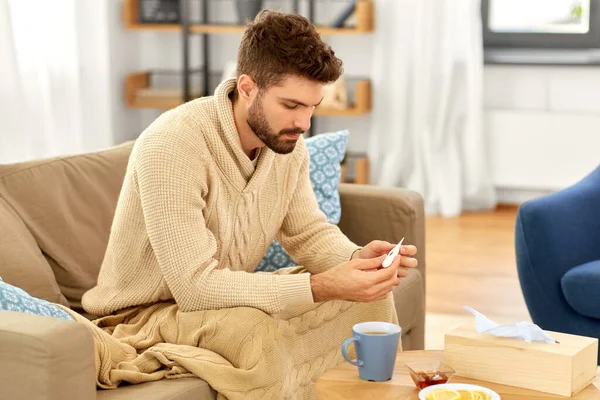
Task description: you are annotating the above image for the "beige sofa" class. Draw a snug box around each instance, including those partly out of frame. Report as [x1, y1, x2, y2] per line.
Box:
[0, 141, 426, 400]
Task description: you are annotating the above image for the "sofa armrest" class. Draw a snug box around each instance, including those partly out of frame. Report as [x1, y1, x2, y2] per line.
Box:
[0, 311, 96, 400]
[338, 183, 426, 287]
[338, 183, 426, 350]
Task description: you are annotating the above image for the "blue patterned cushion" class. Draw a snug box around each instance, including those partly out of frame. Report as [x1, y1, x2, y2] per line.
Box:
[256, 130, 349, 272]
[0, 277, 73, 321]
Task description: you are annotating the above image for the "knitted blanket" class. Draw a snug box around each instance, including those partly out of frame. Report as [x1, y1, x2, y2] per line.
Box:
[62, 294, 397, 399]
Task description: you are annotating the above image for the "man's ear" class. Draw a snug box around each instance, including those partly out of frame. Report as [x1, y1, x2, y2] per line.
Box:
[237, 74, 256, 101]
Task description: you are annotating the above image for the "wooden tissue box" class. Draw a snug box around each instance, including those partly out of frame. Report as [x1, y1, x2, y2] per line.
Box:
[443, 324, 598, 397]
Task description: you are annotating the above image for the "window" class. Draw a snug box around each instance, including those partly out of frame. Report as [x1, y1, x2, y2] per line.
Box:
[482, 0, 600, 49]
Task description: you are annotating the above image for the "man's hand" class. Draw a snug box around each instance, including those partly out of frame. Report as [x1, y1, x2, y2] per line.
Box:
[310, 254, 405, 303]
[353, 240, 418, 277]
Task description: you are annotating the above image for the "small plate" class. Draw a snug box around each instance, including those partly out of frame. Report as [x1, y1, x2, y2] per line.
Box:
[418, 383, 501, 400]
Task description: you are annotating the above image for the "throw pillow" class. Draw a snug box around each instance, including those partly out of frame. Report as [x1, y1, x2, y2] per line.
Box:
[0, 277, 74, 321]
[255, 130, 349, 272]
[561, 259, 600, 320]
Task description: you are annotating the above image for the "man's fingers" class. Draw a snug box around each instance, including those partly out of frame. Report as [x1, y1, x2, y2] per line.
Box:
[370, 240, 395, 253]
[368, 256, 400, 283]
[400, 245, 417, 256]
[369, 266, 396, 285]
[400, 256, 418, 269]
[397, 267, 409, 278]
[371, 274, 401, 299]
[354, 255, 386, 270]
[362, 257, 401, 301]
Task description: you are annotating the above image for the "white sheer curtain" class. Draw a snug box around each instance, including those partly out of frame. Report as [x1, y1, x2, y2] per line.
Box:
[0, 0, 114, 164]
[368, 0, 497, 217]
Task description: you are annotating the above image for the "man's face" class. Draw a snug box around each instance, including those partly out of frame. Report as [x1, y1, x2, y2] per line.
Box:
[246, 75, 324, 154]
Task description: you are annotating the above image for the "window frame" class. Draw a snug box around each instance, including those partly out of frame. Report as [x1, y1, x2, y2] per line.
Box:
[482, 0, 600, 49]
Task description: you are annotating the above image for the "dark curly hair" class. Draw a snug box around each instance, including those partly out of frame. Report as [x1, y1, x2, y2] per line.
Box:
[236, 10, 344, 90]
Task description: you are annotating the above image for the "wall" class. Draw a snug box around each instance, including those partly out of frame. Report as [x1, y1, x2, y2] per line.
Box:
[75, 1, 141, 148]
[106, 1, 143, 144]
[484, 65, 600, 203]
[74, 1, 141, 149]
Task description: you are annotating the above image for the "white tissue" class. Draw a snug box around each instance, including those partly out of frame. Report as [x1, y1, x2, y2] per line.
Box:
[464, 306, 557, 344]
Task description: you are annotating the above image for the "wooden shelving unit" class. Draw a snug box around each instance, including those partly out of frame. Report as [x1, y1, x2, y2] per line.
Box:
[123, 0, 374, 34]
[341, 156, 369, 185]
[125, 71, 371, 116]
[316, 80, 371, 116]
[123, 0, 374, 183]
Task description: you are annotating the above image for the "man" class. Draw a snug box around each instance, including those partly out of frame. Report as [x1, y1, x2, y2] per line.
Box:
[79, 10, 417, 399]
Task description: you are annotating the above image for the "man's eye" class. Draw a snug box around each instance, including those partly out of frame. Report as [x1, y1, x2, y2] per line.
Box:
[284, 104, 298, 110]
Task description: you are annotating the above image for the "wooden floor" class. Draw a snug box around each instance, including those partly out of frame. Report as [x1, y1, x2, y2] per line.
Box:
[424, 206, 531, 349]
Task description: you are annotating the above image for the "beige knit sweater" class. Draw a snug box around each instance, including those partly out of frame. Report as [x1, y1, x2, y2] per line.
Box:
[82, 78, 359, 317]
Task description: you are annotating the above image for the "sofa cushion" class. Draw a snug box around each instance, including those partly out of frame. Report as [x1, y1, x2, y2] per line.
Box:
[561, 259, 600, 320]
[255, 130, 348, 272]
[0, 277, 73, 320]
[96, 378, 216, 400]
[0, 141, 134, 311]
[0, 197, 68, 306]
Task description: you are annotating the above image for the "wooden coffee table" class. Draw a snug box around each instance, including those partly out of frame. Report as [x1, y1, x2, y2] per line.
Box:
[316, 350, 600, 399]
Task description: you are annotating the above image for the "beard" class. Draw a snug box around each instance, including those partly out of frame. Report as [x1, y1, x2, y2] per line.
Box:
[246, 96, 304, 155]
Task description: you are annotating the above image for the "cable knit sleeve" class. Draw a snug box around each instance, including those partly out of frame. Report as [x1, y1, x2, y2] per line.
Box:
[133, 130, 313, 314]
[276, 144, 360, 275]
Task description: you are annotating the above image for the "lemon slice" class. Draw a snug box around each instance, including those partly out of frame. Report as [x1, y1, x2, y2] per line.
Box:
[429, 389, 461, 400]
[457, 390, 474, 400]
[474, 391, 490, 400]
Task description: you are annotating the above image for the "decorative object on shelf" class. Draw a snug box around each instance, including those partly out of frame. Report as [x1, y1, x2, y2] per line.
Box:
[291, 0, 300, 13]
[139, 0, 180, 24]
[235, 0, 264, 24]
[331, 0, 357, 28]
[320, 76, 349, 110]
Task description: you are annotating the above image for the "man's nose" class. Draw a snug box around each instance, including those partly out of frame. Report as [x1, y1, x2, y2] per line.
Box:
[295, 111, 312, 132]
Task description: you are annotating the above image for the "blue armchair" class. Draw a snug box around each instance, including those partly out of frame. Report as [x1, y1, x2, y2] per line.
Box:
[516, 165, 600, 362]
